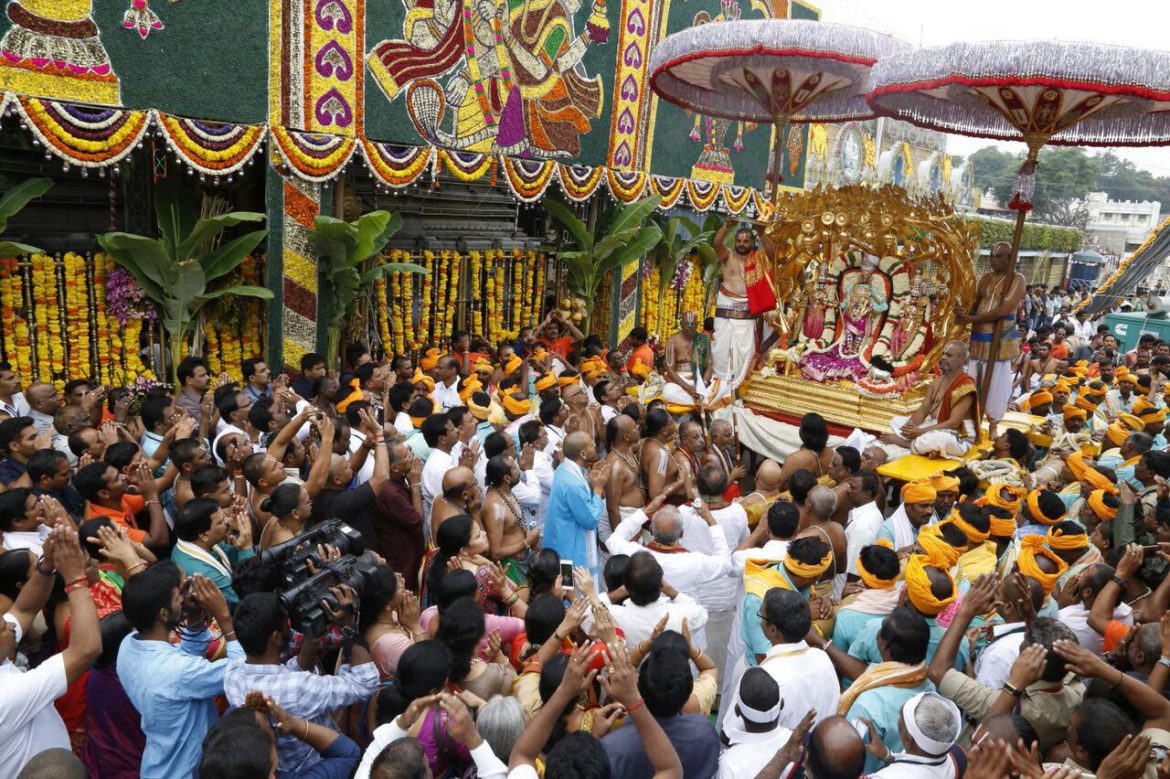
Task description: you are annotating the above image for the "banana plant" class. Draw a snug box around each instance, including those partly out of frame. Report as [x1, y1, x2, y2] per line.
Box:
[544, 195, 663, 335]
[648, 214, 717, 332]
[696, 213, 729, 314]
[309, 210, 428, 369]
[97, 183, 271, 382]
[0, 177, 53, 257]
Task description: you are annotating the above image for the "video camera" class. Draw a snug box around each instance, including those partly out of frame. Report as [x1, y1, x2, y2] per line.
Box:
[278, 552, 383, 637]
[260, 519, 364, 589]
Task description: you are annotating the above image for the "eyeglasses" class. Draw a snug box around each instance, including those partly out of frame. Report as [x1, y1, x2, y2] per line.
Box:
[757, 610, 771, 626]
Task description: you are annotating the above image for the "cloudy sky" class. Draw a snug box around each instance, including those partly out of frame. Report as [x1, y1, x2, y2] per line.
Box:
[817, 0, 1170, 176]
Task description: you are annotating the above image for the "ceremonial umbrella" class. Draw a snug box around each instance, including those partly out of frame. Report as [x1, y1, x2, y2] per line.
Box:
[649, 19, 908, 204]
[868, 39, 1170, 412]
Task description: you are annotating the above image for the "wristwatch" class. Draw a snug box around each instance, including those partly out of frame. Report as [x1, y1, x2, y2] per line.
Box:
[1002, 682, 1025, 698]
[1159, 656, 1170, 669]
[1112, 575, 1130, 587]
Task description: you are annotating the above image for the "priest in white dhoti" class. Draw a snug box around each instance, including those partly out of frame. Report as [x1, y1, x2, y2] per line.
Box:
[882, 342, 978, 459]
[712, 217, 774, 388]
[661, 311, 730, 410]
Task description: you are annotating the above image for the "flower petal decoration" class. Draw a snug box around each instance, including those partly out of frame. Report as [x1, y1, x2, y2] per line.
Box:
[270, 125, 356, 182]
[155, 112, 266, 176]
[18, 97, 149, 168]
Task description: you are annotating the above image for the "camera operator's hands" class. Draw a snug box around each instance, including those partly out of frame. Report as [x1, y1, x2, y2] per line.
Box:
[304, 544, 341, 575]
[322, 583, 358, 628]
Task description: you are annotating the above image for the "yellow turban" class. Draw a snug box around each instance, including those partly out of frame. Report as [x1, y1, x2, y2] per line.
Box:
[857, 541, 897, 590]
[917, 524, 963, 568]
[1025, 490, 1066, 526]
[420, 348, 441, 371]
[409, 414, 427, 428]
[930, 473, 960, 493]
[473, 358, 494, 375]
[411, 369, 435, 394]
[949, 509, 990, 544]
[629, 361, 651, 379]
[1139, 405, 1168, 423]
[335, 379, 362, 414]
[579, 356, 605, 374]
[1017, 535, 1068, 595]
[1116, 368, 1135, 384]
[1029, 390, 1053, 408]
[903, 553, 957, 616]
[1063, 406, 1087, 423]
[1046, 524, 1089, 552]
[585, 367, 607, 381]
[979, 483, 1026, 514]
[1074, 394, 1099, 413]
[1087, 489, 1118, 521]
[459, 377, 482, 404]
[783, 548, 833, 580]
[901, 479, 938, 505]
[557, 373, 580, 388]
[1066, 451, 1117, 495]
[502, 354, 523, 376]
[530, 345, 547, 360]
[988, 514, 1016, 538]
[1053, 380, 1073, 397]
[534, 372, 558, 392]
[1106, 413, 1145, 447]
[468, 394, 491, 421]
[501, 389, 530, 416]
[487, 402, 507, 426]
[1133, 396, 1156, 415]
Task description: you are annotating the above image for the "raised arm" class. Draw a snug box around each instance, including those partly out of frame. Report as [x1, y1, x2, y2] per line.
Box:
[929, 574, 996, 685]
[1090, 545, 1139, 635]
[303, 416, 335, 499]
[130, 461, 170, 551]
[714, 216, 733, 263]
[46, 527, 101, 682]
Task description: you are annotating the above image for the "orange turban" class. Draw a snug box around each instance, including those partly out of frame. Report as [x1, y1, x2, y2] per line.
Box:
[502, 354, 523, 376]
[1029, 390, 1053, 408]
[1046, 524, 1089, 552]
[1133, 396, 1156, 415]
[1074, 394, 1099, 413]
[1106, 413, 1145, 447]
[411, 369, 435, 394]
[1139, 405, 1167, 424]
[473, 358, 494, 375]
[1063, 406, 1087, 423]
[1025, 489, 1066, 526]
[903, 553, 957, 616]
[1066, 452, 1117, 495]
[335, 379, 363, 413]
[857, 541, 897, 590]
[930, 473, 960, 493]
[917, 524, 963, 568]
[585, 367, 608, 381]
[579, 357, 604, 374]
[534, 372, 558, 392]
[1116, 368, 1135, 384]
[557, 376, 579, 388]
[979, 483, 1026, 514]
[467, 394, 491, 421]
[783, 547, 833, 580]
[530, 345, 547, 360]
[1017, 535, 1068, 595]
[988, 513, 1017, 538]
[901, 479, 938, 505]
[459, 377, 482, 404]
[501, 388, 530, 416]
[420, 348, 441, 371]
[1053, 380, 1073, 398]
[948, 509, 990, 544]
[1087, 489, 1118, 521]
[629, 361, 651, 379]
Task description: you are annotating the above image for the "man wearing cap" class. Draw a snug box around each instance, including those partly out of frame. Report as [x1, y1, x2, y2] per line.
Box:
[882, 342, 977, 458]
[876, 480, 937, 552]
[867, 692, 964, 777]
[716, 668, 793, 779]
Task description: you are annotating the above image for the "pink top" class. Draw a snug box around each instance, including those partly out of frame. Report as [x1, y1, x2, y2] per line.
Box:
[371, 631, 415, 681]
[420, 606, 524, 658]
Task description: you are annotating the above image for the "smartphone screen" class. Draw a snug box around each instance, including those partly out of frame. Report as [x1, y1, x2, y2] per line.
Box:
[560, 560, 574, 588]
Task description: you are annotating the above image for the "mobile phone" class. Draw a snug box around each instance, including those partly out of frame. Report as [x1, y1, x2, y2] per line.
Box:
[560, 560, 574, 588]
[851, 719, 869, 744]
[1141, 544, 1163, 554]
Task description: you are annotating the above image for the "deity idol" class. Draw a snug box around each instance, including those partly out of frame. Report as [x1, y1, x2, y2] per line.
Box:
[801, 285, 829, 342]
[799, 254, 888, 382]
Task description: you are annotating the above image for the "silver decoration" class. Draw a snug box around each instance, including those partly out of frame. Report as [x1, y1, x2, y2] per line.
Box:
[649, 19, 908, 123]
[869, 40, 1170, 146]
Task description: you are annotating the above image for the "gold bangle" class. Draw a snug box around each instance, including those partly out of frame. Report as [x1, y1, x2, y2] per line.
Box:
[127, 562, 146, 574]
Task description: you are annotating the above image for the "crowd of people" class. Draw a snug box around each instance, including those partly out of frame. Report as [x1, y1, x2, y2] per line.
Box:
[4, 264, 1170, 779]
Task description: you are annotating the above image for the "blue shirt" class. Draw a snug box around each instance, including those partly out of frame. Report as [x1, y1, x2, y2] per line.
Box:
[117, 626, 244, 778]
[847, 616, 968, 673]
[603, 712, 719, 779]
[741, 567, 807, 664]
[543, 460, 605, 578]
[832, 607, 886, 652]
[845, 679, 937, 774]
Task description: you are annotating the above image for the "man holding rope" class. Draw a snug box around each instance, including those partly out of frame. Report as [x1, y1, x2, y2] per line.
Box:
[957, 241, 1026, 441]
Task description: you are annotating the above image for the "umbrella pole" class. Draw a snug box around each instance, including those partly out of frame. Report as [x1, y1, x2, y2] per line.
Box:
[770, 113, 791, 207]
[980, 137, 1044, 435]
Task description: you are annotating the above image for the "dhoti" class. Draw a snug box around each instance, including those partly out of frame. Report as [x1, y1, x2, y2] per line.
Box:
[713, 290, 756, 384]
[599, 505, 643, 587]
[968, 358, 1011, 421]
[889, 415, 974, 458]
[661, 372, 729, 409]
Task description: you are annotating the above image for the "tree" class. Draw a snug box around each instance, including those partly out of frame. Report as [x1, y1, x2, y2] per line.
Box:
[544, 196, 663, 335]
[969, 146, 1017, 202]
[97, 184, 272, 382]
[0, 177, 53, 257]
[1031, 147, 1103, 228]
[309, 211, 428, 369]
[647, 214, 716, 335]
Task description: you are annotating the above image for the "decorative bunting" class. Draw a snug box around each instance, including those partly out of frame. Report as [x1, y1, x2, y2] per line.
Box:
[686, 179, 720, 211]
[722, 184, 752, 214]
[438, 149, 494, 182]
[17, 97, 149, 168]
[360, 139, 432, 188]
[154, 112, 267, 176]
[606, 168, 647, 202]
[650, 175, 685, 208]
[557, 164, 605, 202]
[270, 125, 356, 182]
[501, 157, 556, 203]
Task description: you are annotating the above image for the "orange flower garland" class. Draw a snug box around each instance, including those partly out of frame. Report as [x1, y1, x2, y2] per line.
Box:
[375, 276, 391, 354]
[421, 250, 435, 345]
[470, 251, 484, 336]
[92, 253, 112, 385]
[203, 319, 223, 376]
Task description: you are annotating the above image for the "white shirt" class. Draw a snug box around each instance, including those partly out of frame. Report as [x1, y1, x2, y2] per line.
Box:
[1075, 318, 1096, 342]
[421, 447, 456, 524]
[0, 392, 29, 419]
[431, 379, 461, 412]
[356, 718, 511, 779]
[677, 503, 749, 612]
[348, 429, 374, 485]
[211, 422, 258, 465]
[872, 753, 961, 778]
[974, 622, 1026, 690]
[544, 425, 565, 456]
[393, 411, 413, 437]
[605, 508, 733, 609]
[725, 641, 839, 737]
[845, 501, 885, 578]
[718, 726, 793, 779]
[1, 526, 51, 556]
[602, 591, 710, 651]
[1058, 602, 1133, 655]
[532, 450, 555, 529]
[0, 653, 70, 779]
[601, 405, 618, 423]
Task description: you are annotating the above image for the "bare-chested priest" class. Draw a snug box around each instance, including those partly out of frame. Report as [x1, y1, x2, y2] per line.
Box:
[662, 312, 719, 410]
[956, 241, 1026, 440]
[603, 414, 646, 548]
[712, 217, 775, 384]
[882, 341, 978, 458]
[429, 466, 482, 541]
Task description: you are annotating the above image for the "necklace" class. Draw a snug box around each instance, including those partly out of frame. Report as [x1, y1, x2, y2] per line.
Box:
[492, 487, 524, 530]
[613, 448, 646, 498]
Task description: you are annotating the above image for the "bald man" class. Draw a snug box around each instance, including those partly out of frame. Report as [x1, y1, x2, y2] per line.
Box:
[603, 414, 646, 553]
[738, 459, 782, 528]
[662, 311, 725, 410]
[429, 466, 482, 541]
[883, 341, 978, 458]
[24, 381, 61, 435]
[957, 240, 1027, 440]
[799, 484, 847, 599]
[544, 431, 609, 578]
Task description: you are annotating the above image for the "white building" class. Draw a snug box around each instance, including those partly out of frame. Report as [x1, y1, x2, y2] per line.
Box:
[1081, 191, 1161, 254]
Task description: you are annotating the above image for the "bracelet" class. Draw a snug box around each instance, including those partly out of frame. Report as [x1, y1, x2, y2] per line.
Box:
[1001, 682, 1024, 698]
[1159, 656, 1170, 669]
[223, 630, 237, 641]
[302, 719, 310, 741]
[34, 557, 55, 576]
[505, 592, 519, 606]
[64, 577, 89, 594]
[145, 498, 160, 506]
[1112, 575, 1129, 587]
[409, 482, 420, 488]
[625, 698, 646, 715]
